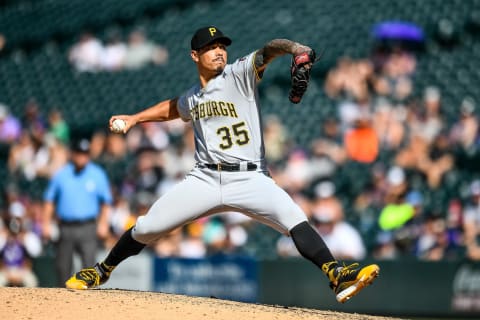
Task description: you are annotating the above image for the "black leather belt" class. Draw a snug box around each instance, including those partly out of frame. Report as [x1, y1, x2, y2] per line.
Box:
[203, 162, 257, 171]
[60, 218, 96, 226]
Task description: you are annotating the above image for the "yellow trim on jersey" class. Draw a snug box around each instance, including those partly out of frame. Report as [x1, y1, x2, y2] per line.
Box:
[252, 51, 262, 81]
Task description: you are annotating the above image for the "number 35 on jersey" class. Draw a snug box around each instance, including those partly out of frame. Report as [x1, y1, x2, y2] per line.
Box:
[216, 121, 250, 149]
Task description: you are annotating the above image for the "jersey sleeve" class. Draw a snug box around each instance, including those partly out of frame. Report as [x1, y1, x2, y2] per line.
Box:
[96, 167, 113, 205]
[43, 173, 60, 202]
[229, 51, 260, 99]
[176, 91, 192, 122]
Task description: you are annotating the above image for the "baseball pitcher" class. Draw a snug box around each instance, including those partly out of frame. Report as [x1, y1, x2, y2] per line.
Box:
[66, 26, 379, 303]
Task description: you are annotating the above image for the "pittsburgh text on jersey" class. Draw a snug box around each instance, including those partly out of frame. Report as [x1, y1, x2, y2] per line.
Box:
[190, 101, 238, 121]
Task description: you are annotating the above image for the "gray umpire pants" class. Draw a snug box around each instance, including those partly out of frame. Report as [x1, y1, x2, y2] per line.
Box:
[56, 220, 97, 286]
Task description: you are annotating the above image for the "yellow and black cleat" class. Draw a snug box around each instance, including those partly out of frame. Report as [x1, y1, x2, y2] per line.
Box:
[65, 263, 113, 290]
[329, 263, 380, 303]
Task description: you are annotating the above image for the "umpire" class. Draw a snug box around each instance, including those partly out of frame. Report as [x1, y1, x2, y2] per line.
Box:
[42, 138, 112, 286]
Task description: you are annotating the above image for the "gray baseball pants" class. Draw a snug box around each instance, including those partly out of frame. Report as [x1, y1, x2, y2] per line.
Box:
[132, 167, 308, 244]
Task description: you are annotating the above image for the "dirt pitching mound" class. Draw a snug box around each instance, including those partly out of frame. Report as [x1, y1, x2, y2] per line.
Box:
[1, 287, 403, 320]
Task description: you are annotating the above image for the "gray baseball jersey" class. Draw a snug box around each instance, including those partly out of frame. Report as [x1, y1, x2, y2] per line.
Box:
[177, 52, 267, 171]
[131, 51, 307, 244]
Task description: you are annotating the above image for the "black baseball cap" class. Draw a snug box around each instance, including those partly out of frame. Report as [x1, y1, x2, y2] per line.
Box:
[71, 138, 90, 153]
[191, 26, 232, 51]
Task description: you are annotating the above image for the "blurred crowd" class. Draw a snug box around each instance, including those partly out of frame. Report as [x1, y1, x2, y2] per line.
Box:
[286, 44, 478, 262]
[68, 29, 169, 72]
[1, 40, 480, 288]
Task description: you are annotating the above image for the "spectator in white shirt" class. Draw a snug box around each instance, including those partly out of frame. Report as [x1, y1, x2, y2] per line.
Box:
[100, 33, 127, 72]
[312, 181, 367, 260]
[68, 32, 104, 72]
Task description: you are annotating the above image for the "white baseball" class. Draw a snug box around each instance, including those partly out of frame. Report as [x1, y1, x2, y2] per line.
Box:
[112, 119, 126, 133]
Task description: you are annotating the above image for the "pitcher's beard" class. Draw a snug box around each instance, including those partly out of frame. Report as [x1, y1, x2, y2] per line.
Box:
[215, 65, 224, 75]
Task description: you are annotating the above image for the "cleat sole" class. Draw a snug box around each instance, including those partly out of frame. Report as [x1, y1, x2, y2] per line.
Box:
[336, 264, 380, 303]
[65, 278, 88, 290]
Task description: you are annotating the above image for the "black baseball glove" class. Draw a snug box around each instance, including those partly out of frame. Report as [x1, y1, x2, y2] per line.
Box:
[289, 49, 316, 104]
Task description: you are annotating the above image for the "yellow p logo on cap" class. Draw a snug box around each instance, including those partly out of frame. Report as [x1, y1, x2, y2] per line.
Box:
[209, 27, 217, 36]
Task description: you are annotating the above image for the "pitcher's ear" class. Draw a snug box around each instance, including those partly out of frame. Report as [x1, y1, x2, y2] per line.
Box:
[191, 50, 199, 62]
